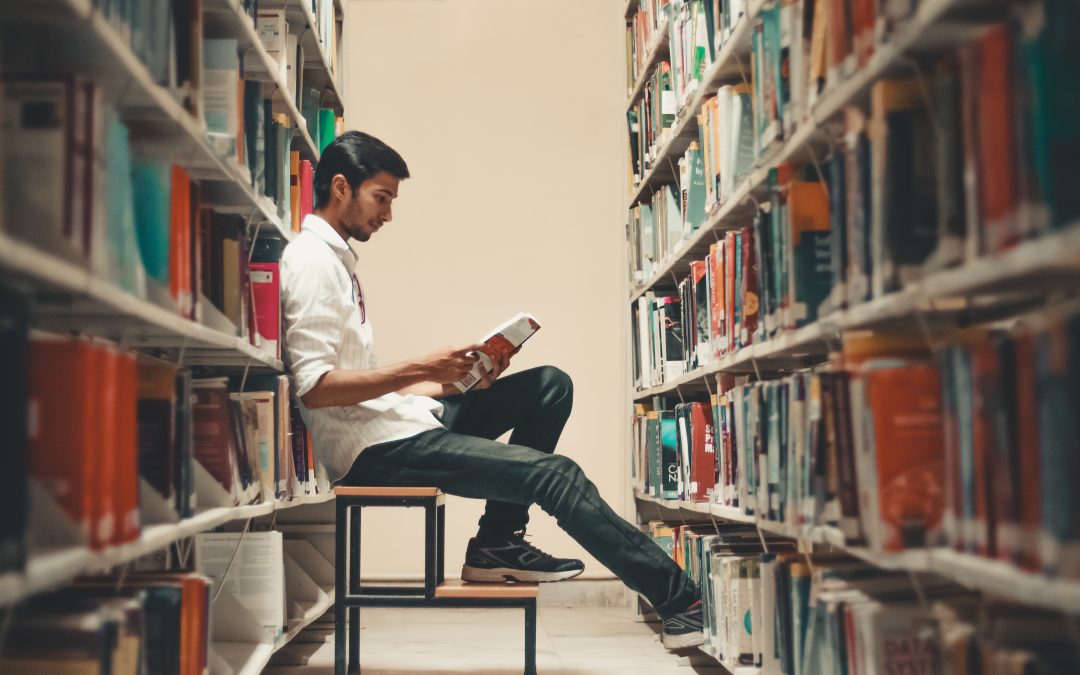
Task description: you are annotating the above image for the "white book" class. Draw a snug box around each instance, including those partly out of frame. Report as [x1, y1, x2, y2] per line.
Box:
[256, 10, 289, 83]
[238, 391, 276, 501]
[195, 530, 286, 642]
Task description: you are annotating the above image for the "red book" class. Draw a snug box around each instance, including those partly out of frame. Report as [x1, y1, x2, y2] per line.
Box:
[970, 338, 999, 557]
[248, 261, 281, 358]
[740, 226, 759, 346]
[861, 361, 946, 552]
[709, 244, 723, 357]
[1013, 332, 1042, 571]
[93, 343, 117, 550]
[191, 378, 241, 504]
[976, 25, 1020, 253]
[28, 338, 99, 547]
[170, 165, 193, 317]
[689, 402, 715, 502]
[299, 159, 314, 222]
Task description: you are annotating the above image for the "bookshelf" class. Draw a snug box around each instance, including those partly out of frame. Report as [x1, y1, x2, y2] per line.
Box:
[0, 0, 345, 671]
[624, 0, 1080, 672]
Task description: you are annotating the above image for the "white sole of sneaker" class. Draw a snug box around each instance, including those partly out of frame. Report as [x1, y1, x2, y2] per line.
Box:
[661, 631, 705, 650]
[460, 565, 584, 583]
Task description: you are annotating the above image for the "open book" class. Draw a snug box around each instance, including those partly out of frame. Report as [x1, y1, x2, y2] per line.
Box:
[453, 312, 541, 393]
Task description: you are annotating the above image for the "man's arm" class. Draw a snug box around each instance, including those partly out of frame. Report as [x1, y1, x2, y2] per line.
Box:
[395, 344, 516, 400]
[301, 344, 486, 409]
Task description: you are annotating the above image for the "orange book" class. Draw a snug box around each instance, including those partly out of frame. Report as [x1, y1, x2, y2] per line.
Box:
[708, 244, 722, 357]
[724, 231, 737, 352]
[976, 25, 1020, 253]
[289, 150, 300, 232]
[170, 166, 193, 317]
[113, 348, 140, 545]
[785, 179, 831, 328]
[860, 361, 946, 552]
[306, 428, 315, 487]
[28, 338, 99, 546]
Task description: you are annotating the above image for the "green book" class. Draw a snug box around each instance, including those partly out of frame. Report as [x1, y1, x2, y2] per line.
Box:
[318, 108, 337, 153]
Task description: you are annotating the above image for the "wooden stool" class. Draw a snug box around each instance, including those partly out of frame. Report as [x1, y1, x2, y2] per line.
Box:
[334, 486, 538, 675]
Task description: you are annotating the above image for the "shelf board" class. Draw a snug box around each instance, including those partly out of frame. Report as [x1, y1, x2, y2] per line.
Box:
[632, 490, 1080, 614]
[632, 222, 1080, 399]
[204, 0, 321, 162]
[0, 495, 336, 607]
[0, 233, 284, 370]
[260, 0, 343, 113]
[215, 587, 335, 675]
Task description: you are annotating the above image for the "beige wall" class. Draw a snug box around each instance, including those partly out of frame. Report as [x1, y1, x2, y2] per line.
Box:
[339, 0, 630, 580]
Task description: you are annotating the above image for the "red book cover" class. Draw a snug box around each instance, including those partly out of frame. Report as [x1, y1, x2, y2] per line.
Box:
[28, 338, 99, 546]
[113, 348, 140, 545]
[862, 362, 946, 552]
[1013, 332, 1041, 571]
[188, 181, 201, 321]
[852, 0, 876, 67]
[976, 25, 1020, 253]
[689, 402, 715, 501]
[170, 165, 193, 317]
[248, 261, 281, 358]
[740, 226, 759, 346]
[299, 159, 314, 222]
[191, 378, 241, 503]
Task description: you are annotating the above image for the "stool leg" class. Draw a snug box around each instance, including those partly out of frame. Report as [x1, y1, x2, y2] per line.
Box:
[424, 501, 437, 598]
[335, 500, 347, 675]
[436, 503, 446, 585]
[524, 602, 537, 675]
[349, 507, 361, 672]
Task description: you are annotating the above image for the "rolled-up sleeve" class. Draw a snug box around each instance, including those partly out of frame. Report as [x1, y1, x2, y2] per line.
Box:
[281, 251, 348, 397]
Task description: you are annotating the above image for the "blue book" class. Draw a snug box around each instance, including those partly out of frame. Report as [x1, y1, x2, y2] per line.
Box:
[131, 158, 171, 285]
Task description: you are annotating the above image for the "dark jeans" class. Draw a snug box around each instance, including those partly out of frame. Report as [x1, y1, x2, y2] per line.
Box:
[338, 365, 699, 617]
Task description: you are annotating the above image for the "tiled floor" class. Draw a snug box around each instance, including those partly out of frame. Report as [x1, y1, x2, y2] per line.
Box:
[266, 606, 727, 674]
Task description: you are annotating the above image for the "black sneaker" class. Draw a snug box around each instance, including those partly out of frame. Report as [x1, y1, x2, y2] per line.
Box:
[461, 530, 585, 583]
[662, 599, 705, 649]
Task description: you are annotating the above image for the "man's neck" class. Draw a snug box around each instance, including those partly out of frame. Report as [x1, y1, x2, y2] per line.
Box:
[313, 208, 351, 244]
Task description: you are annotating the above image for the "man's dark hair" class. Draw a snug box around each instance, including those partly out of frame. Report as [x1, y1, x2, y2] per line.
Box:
[313, 131, 410, 209]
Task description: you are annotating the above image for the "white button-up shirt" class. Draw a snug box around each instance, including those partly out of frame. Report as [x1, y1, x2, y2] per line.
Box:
[280, 214, 444, 482]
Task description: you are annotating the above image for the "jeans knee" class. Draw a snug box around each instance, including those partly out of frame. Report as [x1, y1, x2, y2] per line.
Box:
[538, 365, 573, 409]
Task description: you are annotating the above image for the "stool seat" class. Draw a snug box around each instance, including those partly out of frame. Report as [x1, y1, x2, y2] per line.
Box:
[334, 486, 443, 497]
[436, 580, 539, 600]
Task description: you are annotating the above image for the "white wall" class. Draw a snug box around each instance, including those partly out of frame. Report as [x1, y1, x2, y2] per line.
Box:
[339, 0, 630, 580]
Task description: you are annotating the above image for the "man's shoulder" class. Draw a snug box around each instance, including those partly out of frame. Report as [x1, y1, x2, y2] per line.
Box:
[281, 234, 348, 290]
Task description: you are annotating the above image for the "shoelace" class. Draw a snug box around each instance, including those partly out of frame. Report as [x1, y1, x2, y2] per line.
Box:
[512, 529, 554, 559]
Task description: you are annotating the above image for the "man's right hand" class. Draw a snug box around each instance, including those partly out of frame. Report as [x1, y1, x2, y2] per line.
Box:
[419, 343, 487, 384]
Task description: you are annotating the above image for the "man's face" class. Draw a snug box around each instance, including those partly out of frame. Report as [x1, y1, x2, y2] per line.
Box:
[340, 171, 400, 242]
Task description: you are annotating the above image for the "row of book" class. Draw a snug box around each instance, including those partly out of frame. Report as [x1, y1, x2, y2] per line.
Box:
[650, 523, 1080, 675]
[626, 0, 754, 186]
[626, 0, 672, 92]
[634, 311, 1080, 574]
[629, 0, 1080, 294]
[0, 291, 322, 571]
[0, 530, 334, 674]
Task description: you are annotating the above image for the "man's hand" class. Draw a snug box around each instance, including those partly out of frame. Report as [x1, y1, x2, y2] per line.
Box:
[471, 344, 513, 391]
[419, 344, 486, 384]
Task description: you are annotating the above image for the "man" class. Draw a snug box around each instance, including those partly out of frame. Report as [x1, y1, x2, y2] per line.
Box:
[280, 131, 704, 649]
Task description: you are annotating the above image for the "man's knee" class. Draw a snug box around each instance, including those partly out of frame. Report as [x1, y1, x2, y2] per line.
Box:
[537, 365, 573, 408]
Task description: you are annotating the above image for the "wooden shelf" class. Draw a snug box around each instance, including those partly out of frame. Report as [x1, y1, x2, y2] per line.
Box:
[260, 0, 343, 113]
[632, 222, 1080, 399]
[633, 490, 1080, 614]
[0, 493, 335, 608]
[0, 233, 285, 371]
[213, 588, 335, 675]
[204, 0, 321, 161]
[625, 20, 670, 109]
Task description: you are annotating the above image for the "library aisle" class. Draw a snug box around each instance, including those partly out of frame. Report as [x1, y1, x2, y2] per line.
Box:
[266, 604, 727, 675]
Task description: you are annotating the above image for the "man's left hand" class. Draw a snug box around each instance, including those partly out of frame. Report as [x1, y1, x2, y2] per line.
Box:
[472, 347, 511, 391]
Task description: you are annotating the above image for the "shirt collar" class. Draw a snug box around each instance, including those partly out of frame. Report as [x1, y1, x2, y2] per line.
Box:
[301, 213, 357, 265]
